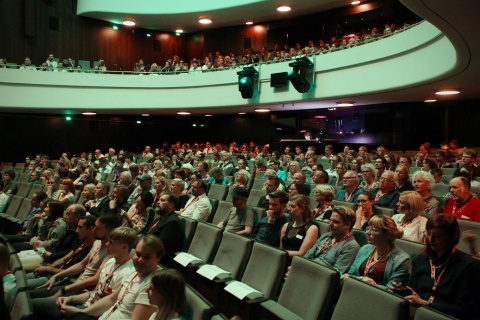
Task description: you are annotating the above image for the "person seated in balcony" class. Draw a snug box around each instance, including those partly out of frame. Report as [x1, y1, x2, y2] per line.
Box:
[94, 59, 107, 72]
[189, 60, 202, 74]
[161, 59, 174, 73]
[19, 56, 37, 71]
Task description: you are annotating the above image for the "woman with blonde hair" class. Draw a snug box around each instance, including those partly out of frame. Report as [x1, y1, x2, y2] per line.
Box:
[392, 191, 428, 243]
[147, 269, 187, 320]
[285, 160, 301, 185]
[312, 184, 336, 221]
[341, 215, 411, 290]
[280, 194, 318, 260]
[230, 169, 251, 188]
[359, 163, 379, 190]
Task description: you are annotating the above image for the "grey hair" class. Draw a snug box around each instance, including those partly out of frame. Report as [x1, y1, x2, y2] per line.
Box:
[412, 170, 436, 191]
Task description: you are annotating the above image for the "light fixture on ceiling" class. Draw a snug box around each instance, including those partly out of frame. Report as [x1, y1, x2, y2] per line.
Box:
[146, 34, 151, 37]
[351, 1, 361, 5]
[199, 16, 212, 24]
[336, 101, 355, 107]
[288, 56, 313, 93]
[435, 89, 460, 95]
[177, 111, 191, 115]
[277, 4, 291, 12]
[255, 108, 270, 112]
[82, 112, 96, 115]
[238, 112, 246, 115]
[424, 99, 437, 103]
[205, 114, 212, 117]
[328, 108, 337, 111]
[314, 115, 327, 119]
[123, 18, 136, 26]
[237, 66, 258, 99]
[113, 26, 119, 30]
[246, 21, 253, 25]
[176, 29, 184, 33]
[142, 113, 150, 116]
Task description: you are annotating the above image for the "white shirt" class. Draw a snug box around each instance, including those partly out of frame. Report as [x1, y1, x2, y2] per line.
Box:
[392, 214, 427, 243]
[181, 193, 211, 222]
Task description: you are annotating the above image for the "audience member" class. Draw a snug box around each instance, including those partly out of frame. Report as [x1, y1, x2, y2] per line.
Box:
[392, 191, 427, 242]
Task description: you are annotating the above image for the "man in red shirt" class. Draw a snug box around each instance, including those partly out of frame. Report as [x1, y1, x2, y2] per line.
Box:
[444, 177, 480, 222]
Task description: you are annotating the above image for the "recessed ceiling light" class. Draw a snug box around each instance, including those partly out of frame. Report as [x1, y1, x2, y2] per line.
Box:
[328, 108, 337, 111]
[177, 111, 191, 115]
[205, 114, 212, 117]
[255, 108, 270, 112]
[238, 112, 246, 115]
[276, 127, 283, 131]
[314, 115, 327, 119]
[146, 34, 151, 37]
[142, 113, 150, 116]
[199, 16, 212, 24]
[351, 1, 361, 5]
[176, 29, 184, 33]
[435, 89, 460, 95]
[424, 99, 437, 103]
[277, 4, 291, 12]
[113, 26, 119, 30]
[246, 21, 253, 25]
[82, 112, 96, 115]
[336, 101, 355, 107]
[123, 18, 136, 26]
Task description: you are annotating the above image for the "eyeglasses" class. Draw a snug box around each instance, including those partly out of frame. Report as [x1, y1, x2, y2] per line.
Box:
[356, 199, 368, 204]
[366, 227, 382, 233]
[362, 171, 371, 174]
[343, 176, 355, 180]
[423, 230, 445, 240]
[380, 177, 394, 183]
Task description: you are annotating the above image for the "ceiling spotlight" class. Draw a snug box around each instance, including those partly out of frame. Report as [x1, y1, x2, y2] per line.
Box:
[314, 115, 327, 119]
[82, 112, 96, 115]
[146, 34, 151, 37]
[176, 29, 184, 33]
[142, 113, 150, 116]
[237, 66, 258, 99]
[123, 18, 136, 26]
[435, 89, 460, 95]
[199, 16, 212, 24]
[424, 99, 437, 103]
[288, 56, 313, 93]
[238, 112, 246, 115]
[255, 108, 270, 112]
[177, 111, 191, 115]
[277, 4, 291, 12]
[328, 108, 337, 111]
[205, 114, 212, 117]
[351, 1, 361, 5]
[113, 26, 119, 30]
[336, 101, 355, 107]
[246, 21, 253, 25]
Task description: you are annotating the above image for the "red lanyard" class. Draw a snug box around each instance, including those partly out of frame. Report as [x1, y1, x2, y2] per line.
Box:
[364, 246, 392, 276]
[97, 258, 131, 295]
[105, 273, 138, 319]
[316, 232, 351, 255]
[61, 244, 86, 269]
[452, 198, 472, 218]
[183, 196, 199, 210]
[80, 243, 105, 277]
[428, 247, 456, 304]
[314, 205, 327, 219]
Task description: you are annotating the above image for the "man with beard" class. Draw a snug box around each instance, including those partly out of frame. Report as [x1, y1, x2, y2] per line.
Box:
[444, 176, 480, 222]
[59, 235, 163, 320]
[145, 192, 183, 266]
[302, 206, 359, 274]
[251, 190, 289, 247]
[30, 215, 120, 317]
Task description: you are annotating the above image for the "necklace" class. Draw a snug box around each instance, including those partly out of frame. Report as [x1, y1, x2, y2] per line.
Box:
[364, 246, 393, 276]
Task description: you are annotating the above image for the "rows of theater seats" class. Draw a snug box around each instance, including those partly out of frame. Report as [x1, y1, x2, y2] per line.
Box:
[170, 216, 470, 319]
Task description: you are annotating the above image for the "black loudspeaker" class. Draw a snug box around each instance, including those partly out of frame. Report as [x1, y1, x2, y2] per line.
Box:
[270, 72, 289, 88]
[244, 37, 251, 49]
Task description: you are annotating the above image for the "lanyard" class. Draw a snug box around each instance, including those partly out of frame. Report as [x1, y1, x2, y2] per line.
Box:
[96, 258, 131, 298]
[452, 197, 473, 217]
[183, 196, 199, 210]
[79, 243, 105, 277]
[105, 273, 138, 319]
[364, 246, 393, 276]
[61, 244, 86, 269]
[428, 247, 456, 304]
[316, 232, 351, 256]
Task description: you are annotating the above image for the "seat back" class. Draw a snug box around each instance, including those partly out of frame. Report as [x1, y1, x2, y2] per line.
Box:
[10, 253, 22, 272]
[394, 238, 424, 260]
[457, 219, 480, 253]
[414, 306, 457, 320]
[179, 216, 198, 252]
[17, 173, 30, 183]
[211, 200, 233, 226]
[278, 256, 340, 320]
[14, 269, 28, 292]
[374, 206, 395, 217]
[187, 223, 222, 264]
[353, 229, 368, 247]
[308, 196, 317, 211]
[241, 242, 287, 298]
[10, 290, 33, 320]
[14, 198, 33, 222]
[206, 198, 219, 223]
[332, 278, 409, 320]
[251, 178, 266, 190]
[333, 199, 357, 211]
[432, 184, 450, 197]
[5, 195, 22, 217]
[185, 284, 214, 320]
[318, 220, 330, 236]
[251, 206, 266, 224]
[16, 182, 32, 198]
[207, 184, 228, 201]
[27, 184, 44, 199]
[246, 189, 266, 207]
[139, 207, 155, 234]
[212, 231, 253, 280]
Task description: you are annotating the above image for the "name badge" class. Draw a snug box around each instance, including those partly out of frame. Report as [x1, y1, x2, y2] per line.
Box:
[295, 234, 304, 240]
[461, 215, 470, 220]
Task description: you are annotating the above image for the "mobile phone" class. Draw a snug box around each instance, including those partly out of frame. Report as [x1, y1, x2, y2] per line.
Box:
[395, 286, 411, 297]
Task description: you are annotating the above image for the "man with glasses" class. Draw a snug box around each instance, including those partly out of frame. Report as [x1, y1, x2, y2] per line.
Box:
[266, 159, 287, 181]
[372, 171, 400, 209]
[335, 170, 361, 203]
[454, 149, 480, 178]
[326, 155, 340, 178]
[180, 179, 211, 222]
[444, 177, 480, 222]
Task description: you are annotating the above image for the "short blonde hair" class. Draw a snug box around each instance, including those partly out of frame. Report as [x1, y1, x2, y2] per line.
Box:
[398, 191, 425, 218]
[368, 215, 403, 243]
